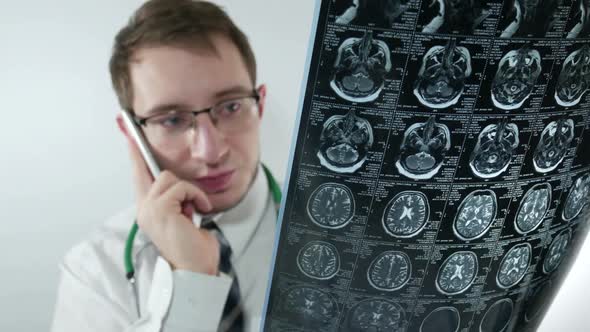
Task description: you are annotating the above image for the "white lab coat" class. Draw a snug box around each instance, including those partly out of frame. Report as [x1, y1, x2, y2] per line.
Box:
[51, 166, 278, 332]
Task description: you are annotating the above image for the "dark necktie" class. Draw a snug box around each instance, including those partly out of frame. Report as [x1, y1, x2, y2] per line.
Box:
[202, 221, 245, 332]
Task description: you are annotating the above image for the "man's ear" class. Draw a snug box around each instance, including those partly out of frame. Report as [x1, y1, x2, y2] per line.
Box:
[115, 113, 133, 142]
[256, 84, 267, 118]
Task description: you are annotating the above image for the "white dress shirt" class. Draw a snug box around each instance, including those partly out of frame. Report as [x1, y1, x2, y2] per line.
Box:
[51, 166, 278, 332]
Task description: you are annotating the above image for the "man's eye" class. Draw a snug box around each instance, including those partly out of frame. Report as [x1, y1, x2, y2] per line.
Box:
[157, 114, 190, 127]
[220, 101, 242, 115]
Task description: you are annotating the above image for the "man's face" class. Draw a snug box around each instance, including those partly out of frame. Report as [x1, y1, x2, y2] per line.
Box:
[128, 35, 264, 212]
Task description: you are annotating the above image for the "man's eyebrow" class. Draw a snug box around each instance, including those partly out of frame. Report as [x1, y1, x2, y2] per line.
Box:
[143, 103, 189, 117]
[214, 85, 254, 99]
[141, 86, 254, 117]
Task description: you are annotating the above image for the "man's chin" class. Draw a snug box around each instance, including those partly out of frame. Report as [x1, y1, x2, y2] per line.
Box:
[205, 187, 245, 213]
[203, 164, 258, 213]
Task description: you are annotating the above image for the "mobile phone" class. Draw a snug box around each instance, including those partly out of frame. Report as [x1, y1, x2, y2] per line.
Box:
[120, 110, 202, 227]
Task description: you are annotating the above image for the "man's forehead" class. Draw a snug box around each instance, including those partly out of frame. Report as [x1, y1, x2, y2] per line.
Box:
[129, 39, 253, 115]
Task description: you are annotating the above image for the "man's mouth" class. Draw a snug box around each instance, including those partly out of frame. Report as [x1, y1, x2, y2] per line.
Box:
[194, 170, 235, 193]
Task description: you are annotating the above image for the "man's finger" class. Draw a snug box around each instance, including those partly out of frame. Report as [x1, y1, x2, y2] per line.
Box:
[181, 201, 195, 219]
[160, 181, 212, 214]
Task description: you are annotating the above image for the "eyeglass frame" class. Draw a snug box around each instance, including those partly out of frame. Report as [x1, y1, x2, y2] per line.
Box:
[128, 89, 261, 129]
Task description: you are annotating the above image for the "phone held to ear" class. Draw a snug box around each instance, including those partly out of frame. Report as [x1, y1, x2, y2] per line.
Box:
[120, 110, 203, 227]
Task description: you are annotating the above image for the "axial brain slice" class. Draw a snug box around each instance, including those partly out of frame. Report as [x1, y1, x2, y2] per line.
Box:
[413, 39, 472, 109]
[382, 191, 430, 238]
[496, 243, 532, 289]
[280, 286, 338, 328]
[307, 183, 355, 229]
[367, 251, 412, 291]
[419, 307, 460, 332]
[297, 241, 340, 280]
[453, 190, 497, 241]
[543, 230, 571, 274]
[480, 299, 514, 332]
[555, 45, 590, 107]
[422, 0, 488, 34]
[562, 173, 590, 221]
[533, 118, 575, 173]
[317, 110, 374, 173]
[491, 48, 542, 110]
[436, 251, 478, 295]
[395, 116, 451, 180]
[501, 0, 561, 38]
[516, 183, 552, 234]
[469, 120, 519, 179]
[346, 299, 406, 332]
[330, 30, 392, 103]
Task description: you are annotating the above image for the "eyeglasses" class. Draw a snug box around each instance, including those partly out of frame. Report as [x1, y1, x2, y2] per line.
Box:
[132, 92, 260, 147]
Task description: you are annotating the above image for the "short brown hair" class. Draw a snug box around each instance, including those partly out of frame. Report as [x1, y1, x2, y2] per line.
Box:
[109, 0, 257, 111]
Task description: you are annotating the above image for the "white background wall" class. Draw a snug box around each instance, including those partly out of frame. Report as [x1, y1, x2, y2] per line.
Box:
[0, 0, 588, 331]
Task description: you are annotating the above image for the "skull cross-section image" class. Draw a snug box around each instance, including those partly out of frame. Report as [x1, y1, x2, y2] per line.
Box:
[413, 39, 472, 109]
[330, 31, 392, 103]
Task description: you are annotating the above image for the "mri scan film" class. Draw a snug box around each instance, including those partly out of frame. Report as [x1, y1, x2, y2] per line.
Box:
[263, 2, 590, 331]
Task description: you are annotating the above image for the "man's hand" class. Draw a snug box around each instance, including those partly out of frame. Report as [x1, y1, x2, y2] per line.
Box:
[126, 136, 220, 275]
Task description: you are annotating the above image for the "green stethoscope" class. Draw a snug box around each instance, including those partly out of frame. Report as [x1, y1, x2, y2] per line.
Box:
[123, 164, 282, 317]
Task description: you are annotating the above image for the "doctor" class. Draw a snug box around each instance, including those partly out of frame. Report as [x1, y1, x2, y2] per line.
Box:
[51, 0, 280, 331]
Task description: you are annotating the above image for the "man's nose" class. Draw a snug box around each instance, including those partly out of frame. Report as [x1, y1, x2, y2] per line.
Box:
[189, 115, 229, 164]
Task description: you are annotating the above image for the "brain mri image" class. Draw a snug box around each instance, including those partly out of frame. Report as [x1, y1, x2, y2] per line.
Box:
[515, 183, 552, 234]
[367, 251, 412, 291]
[543, 229, 572, 274]
[421, 0, 489, 34]
[307, 183, 355, 229]
[345, 299, 406, 332]
[296, 241, 341, 280]
[469, 120, 520, 179]
[491, 47, 542, 110]
[500, 0, 562, 38]
[330, 30, 392, 103]
[496, 243, 532, 289]
[382, 191, 430, 238]
[334, 0, 409, 27]
[413, 39, 472, 109]
[436, 251, 478, 295]
[554, 45, 590, 107]
[453, 190, 497, 241]
[317, 111, 374, 173]
[395, 116, 451, 180]
[562, 173, 590, 221]
[533, 118, 575, 173]
[479, 299, 514, 332]
[567, 0, 590, 38]
[419, 307, 461, 332]
[279, 286, 339, 329]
